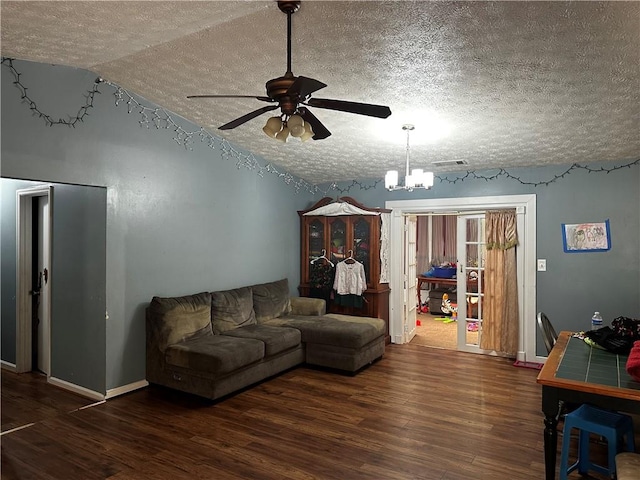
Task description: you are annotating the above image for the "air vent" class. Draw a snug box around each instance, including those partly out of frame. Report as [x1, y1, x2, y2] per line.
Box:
[431, 160, 468, 167]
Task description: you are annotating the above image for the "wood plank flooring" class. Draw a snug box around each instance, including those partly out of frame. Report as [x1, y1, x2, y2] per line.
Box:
[1, 371, 98, 433]
[0, 344, 620, 479]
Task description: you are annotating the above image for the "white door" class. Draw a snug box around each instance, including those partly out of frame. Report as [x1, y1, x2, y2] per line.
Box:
[36, 196, 51, 374]
[16, 185, 52, 374]
[403, 215, 418, 342]
[456, 214, 491, 354]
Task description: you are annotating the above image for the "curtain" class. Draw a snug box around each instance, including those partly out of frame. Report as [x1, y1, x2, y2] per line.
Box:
[431, 215, 457, 265]
[379, 212, 391, 283]
[417, 215, 458, 273]
[480, 209, 519, 356]
[416, 216, 430, 274]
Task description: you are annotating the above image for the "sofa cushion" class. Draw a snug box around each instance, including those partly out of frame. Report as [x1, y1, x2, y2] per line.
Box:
[251, 278, 292, 322]
[221, 324, 301, 357]
[290, 296, 326, 316]
[165, 334, 264, 376]
[210, 286, 256, 334]
[262, 314, 385, 349]
[147, 292, 213, 352]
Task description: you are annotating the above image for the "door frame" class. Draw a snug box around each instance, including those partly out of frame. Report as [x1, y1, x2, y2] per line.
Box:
[16, 185, 53, 374]
[386, 194, 538, 363]
[403, 215, 418, 343]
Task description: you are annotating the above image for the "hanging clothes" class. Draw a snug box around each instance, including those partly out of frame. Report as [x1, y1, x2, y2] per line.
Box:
[333, 260, 367, 296]
[333, 292, 365, 309]
[309, 262, 335, 303]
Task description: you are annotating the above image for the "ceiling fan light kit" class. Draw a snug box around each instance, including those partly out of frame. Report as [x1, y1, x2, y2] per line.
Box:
[262, 114, 314, 142]
[187, 0, 391, 142]
[385, 125, 435, 191]
[263, 116, 284, 138]
[275, 126, 290, 143]
[287, 114, 305, 137]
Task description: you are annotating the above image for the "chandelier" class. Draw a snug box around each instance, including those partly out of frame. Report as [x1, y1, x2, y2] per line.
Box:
[385, 124, 434, 191]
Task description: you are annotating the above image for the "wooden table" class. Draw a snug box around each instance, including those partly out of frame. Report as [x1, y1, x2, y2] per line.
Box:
[417, 275, 477, 306]
[536, 331, 640, 480]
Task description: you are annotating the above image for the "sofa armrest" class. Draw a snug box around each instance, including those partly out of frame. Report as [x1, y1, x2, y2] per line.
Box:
[290, 297, 326, 316]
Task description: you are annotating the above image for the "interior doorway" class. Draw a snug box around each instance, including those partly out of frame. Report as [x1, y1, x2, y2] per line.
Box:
[386, 194, 538, 363]
[16, 185, 52, 375]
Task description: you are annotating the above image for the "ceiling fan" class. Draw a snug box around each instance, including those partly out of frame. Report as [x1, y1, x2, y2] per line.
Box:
[187, 0, 392, 141]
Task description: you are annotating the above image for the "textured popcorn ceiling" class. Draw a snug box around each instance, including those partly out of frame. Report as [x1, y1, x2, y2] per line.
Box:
[1, 1, 639, 183]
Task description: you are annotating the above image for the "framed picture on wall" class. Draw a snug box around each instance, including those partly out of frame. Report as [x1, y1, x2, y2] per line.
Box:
[561, 219, 611, 253]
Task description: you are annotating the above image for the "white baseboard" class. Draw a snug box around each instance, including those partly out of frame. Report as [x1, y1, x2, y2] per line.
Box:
[48, 376, 105, 401]
[105, 379, 149, 399]
[1, 360, 17, 372]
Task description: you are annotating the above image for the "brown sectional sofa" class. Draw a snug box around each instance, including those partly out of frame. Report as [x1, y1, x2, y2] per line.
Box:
[146, 278, 385, 400]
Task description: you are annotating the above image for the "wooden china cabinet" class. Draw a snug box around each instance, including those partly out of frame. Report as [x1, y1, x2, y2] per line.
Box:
[298, 196, 391, 342]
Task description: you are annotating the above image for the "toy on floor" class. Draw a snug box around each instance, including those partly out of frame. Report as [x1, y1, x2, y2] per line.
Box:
[441, 293, 458, 323]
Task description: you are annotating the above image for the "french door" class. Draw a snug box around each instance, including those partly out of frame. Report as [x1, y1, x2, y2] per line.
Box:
[387, 195, 536, 362]
[456, 214, 491, 354]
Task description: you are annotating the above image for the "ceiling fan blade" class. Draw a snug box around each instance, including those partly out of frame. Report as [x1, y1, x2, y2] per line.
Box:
[188, 94, 274, 102]
[306, 98, 392, 118]
[287, 76, 327, 99]
[219, 104, 279, 130]
[298, 107, 331, 140]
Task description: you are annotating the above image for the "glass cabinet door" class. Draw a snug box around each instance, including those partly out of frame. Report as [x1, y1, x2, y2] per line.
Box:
[353, 217, 372, 283]
[329, 218, 347, 264]
[308, 218, 325, 262]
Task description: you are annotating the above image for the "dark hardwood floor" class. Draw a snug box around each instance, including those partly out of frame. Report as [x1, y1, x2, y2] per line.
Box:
[1, 371, 98, 433]
[0, 344, 618, 479]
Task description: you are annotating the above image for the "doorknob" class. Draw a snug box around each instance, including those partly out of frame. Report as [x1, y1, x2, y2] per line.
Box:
[43, 268, 48, 284]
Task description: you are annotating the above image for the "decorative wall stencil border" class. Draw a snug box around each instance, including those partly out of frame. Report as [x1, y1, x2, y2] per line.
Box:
[3, 58, 638, 194]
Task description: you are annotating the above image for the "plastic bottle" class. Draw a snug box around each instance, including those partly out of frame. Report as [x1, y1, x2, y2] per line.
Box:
[591, 312, 603, 330]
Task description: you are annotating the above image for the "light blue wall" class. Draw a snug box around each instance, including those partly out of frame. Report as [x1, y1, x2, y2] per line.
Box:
[0, 179, 107, 393]
[1, 178, 36, 363]
[326, 163, 640, 355]
[50, 183, 107, 392]
[1, 59, 314, 391]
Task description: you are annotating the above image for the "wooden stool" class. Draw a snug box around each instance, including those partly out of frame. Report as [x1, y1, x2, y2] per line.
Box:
[559, 404, 635, 479]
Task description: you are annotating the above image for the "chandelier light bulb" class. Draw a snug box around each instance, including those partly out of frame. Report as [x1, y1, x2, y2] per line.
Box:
[405, 173, 416, 189]
[424, 171, 435, 188]
[385, 170, 399, 190]
[411, 168, 424, 186]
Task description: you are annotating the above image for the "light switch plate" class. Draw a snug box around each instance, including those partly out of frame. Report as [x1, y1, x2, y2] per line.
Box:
[537, 259, 547, 272]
